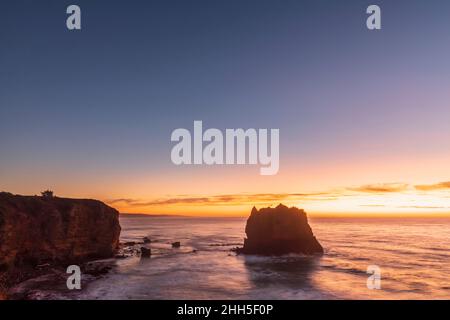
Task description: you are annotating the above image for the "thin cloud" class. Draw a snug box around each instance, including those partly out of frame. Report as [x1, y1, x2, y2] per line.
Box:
[348, 183, 409, 193]
[360, 204, 386, 207]
[148, 197, 211, 205]
[415, 181, 450, 191]
[106, 192, 339, 207]
[107, 198, 137, 205]
[107, 181, 445, 209]
[108, 197, 211, 206]
[397, 205, 449, 209]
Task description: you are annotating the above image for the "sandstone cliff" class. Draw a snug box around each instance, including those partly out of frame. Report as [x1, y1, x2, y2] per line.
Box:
[238, 204, 323, 255]
[0, 192, 121, 271]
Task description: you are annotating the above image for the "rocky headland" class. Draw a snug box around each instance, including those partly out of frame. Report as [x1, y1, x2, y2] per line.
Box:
[0, 192, 121, 297]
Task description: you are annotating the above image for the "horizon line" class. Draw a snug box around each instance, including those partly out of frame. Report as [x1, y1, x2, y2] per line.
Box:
[119, 212, 450, 218]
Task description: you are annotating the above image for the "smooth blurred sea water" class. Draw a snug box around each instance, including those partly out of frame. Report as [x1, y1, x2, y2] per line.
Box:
[26, 215, 450, 299]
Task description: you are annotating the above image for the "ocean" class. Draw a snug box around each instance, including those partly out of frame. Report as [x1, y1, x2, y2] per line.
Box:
[15, 215, 450, 299]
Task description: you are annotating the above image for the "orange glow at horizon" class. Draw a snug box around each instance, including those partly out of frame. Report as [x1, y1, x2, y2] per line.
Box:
[3, 148, 450, 218]
[108, 186, 450, 218]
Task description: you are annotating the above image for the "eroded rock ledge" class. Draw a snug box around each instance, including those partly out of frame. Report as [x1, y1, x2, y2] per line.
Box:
[238, 204, 323, 255]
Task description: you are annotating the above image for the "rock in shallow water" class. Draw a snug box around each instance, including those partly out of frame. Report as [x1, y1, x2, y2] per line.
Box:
[143, 237, 151, 244]
[238, 204, 323, 256]
[171, 241, 181, 248]
[140, 247, 151, 258]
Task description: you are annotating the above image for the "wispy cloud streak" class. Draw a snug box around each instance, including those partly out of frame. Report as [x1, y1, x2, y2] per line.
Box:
[106, 192, 338, 207]
[106, 181, 450, 210]
[348, 183, 409, 193]
[415, 181, 450, 191]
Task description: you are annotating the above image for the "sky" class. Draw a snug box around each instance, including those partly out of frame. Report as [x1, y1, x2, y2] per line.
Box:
[1, 0, 450, 216]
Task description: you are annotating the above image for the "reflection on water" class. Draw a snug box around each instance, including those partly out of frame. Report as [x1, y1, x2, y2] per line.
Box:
[16, 215, 450, 299]
[243, 255, 319, 290]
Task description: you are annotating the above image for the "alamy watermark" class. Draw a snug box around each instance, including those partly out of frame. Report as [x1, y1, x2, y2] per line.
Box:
[66, 5, 81, 30]
[171, 121, 280, 175]
[66, 265, 81, 290]
[65, 4, 381, 31]
[366, 5, 382, 30]
[367, 265, 381, 290]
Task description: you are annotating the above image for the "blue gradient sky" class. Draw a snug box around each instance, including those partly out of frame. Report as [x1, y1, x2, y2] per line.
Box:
[1, 1, 450, 214]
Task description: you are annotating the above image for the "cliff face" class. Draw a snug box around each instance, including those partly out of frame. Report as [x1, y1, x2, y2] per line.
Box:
[0, 193, 121, 271]
[239, 204, 323, 255]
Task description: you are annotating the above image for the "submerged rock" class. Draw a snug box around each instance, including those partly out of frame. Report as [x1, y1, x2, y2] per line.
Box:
[140, 247, 151, 258]
[171, 241, 181, 248]
[238, 204, 323, 256]
[143, 237, 151, 244]
[83, 262, 112, 276]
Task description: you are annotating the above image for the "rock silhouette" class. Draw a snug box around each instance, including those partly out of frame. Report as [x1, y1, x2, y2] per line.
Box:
[0, 192, 121, 271]
[238, 204, 323, 255]
[172, 241, 181, 248]
[140, 247, 151, 258]
[143, 237, 151, 244]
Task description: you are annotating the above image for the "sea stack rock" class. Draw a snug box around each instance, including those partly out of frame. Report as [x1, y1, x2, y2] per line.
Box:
[238, 204, 323, 255]
[0, 192, 121, 271]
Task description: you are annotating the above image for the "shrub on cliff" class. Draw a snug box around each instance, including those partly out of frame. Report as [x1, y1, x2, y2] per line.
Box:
[40, 190, 54, 198]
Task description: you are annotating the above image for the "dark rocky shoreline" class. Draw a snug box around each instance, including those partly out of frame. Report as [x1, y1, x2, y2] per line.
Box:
[0, 192, 121, 299]
[1, 193, 324, 299]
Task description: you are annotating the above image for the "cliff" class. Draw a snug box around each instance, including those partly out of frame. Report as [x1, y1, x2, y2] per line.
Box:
[238, 204, 323, 255]
[0, 192, 121, 272]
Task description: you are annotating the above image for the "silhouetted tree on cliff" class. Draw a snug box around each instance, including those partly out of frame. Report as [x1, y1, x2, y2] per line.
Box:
[41, 190, 54, 198]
